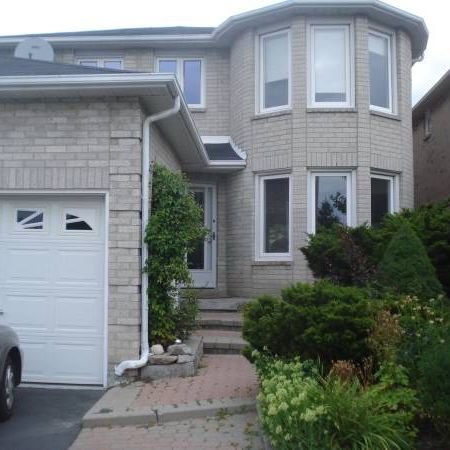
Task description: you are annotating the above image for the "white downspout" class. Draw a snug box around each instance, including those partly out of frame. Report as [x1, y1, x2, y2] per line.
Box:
[115, 95, 181, 377]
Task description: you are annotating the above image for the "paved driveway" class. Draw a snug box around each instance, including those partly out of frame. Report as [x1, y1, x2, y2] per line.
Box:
[0, 387, 103, 450]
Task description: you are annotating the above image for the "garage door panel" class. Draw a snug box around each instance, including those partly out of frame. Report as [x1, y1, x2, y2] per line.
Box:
[5, 248, 51, 284]
[55, 248, 104, 286]
[53, 339, 103, 384]
[0, 195, 105, 385]
[4, 293, 51, 332]
[55, 295, 104, 334]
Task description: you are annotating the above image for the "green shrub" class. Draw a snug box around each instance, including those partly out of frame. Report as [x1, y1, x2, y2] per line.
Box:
[377, 224, 444, 299]
[243, 281, 376, 363]
[301, 198, 450, 296]
[173, 290, 199, 341]
[379, 198, 450, 297]
[145, 164, 207, 345]
[301, 224, 378, 287]
[256, 352, 417, 450]
[392, 295, 450, 378]
[417, 332, 450, 439]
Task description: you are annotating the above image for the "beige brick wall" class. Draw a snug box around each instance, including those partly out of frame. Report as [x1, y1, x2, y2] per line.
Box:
[0, 97, 145, 382]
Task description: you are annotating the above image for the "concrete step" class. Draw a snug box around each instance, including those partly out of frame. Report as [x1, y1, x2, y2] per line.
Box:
[193, 330, 247, 355]
[197, 311, 243, 331]
[198, 297, 253, 313]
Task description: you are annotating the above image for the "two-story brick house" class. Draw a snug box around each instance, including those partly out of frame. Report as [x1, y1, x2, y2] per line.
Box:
[0, 0, 427, 386]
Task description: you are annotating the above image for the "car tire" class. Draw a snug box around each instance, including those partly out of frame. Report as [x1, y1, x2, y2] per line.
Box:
[0, 357, 16, 422]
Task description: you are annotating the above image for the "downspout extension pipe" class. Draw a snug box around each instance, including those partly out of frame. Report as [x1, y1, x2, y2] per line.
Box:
[115, 96, 181, 377]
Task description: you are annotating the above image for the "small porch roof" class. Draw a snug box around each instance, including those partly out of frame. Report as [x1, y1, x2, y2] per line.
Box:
[0, 56, 246, 173]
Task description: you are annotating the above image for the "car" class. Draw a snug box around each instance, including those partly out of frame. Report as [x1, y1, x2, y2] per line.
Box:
[0, 325, 22, 421]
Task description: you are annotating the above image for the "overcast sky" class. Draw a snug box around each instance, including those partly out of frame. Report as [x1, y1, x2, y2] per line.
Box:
[1, 0, 448, 104]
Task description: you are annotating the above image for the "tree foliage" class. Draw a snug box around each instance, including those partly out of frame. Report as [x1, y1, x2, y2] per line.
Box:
[144, 164, 207, 345]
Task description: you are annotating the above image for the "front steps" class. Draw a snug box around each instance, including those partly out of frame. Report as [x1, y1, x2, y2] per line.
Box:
[194, 297, 252, 355]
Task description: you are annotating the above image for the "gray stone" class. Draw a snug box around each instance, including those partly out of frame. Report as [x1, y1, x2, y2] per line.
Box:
[167, 343, 193, 356]
[148, 355, 177, 365]
[150, 344, 164, 355]
[177, 355, 195, 364]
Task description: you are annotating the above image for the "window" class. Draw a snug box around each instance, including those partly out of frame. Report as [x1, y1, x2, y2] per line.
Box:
[157, 58, 204, 107]
[256, 174, 291, 260]
[65, 213, 93, 231]
[424, 110, 432, 139]
[78, 59, 123, 70]
[16, 209, 44, 230]
[371, 173, 397, 226]
[369, 30, 394, 113]
[309, 172, 354, 233]
[259, 30, 290, 112]
[309, 24, 352, 107]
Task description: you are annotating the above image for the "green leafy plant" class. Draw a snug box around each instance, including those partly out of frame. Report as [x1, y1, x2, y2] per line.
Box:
[255, 352, 418, 450]
[173, 289, 199, 341]
[144, 164, 207, 345]
[417, 330, 450, 439]
[376, 223, 444, 299]
[243, 281, 376, 364]
[301, 224, 378, 287]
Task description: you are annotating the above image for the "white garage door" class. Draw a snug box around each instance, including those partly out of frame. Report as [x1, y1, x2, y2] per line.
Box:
[0, 195, 105, 385]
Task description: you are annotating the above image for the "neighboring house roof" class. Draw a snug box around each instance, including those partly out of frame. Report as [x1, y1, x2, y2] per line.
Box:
[413, 68, 450, 125]
[0, 1, 428, 59]
[0, 55, 133, 76]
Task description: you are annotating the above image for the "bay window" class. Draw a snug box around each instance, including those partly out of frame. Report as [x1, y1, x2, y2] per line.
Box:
[309, 24, 352, 107]
[371, 173, 397, 226]
[256, 174, 292, 260]
[369, 30, 394, 113]
[259, 30, 291, 112]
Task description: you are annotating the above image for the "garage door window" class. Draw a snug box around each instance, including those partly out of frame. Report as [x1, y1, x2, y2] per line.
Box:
[65, 213, 93, 231]
[16, 209, 44, 230]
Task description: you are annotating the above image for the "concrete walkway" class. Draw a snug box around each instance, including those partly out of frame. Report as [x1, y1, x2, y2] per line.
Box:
[72, 412, 265, 450]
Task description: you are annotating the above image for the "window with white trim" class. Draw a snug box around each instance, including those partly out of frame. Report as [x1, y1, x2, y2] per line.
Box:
[370, 173, 397, 226]
[424, 110, 432, 139]
[309, 24, 352, 107]
[256, 174, 291, 260]
[259, 30, 291, 112]
[309, 171, 354, 233]
[369, 30, 395, 113]
[78, 59, 123, 70]
[157, 58, 204, 108]
[16, 209, 44, 230]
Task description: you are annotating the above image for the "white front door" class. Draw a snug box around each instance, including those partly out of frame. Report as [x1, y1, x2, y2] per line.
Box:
[0, 195, 106, 385]
[188, 185, 217, 288]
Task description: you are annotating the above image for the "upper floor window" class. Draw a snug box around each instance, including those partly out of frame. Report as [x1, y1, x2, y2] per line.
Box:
[157, 58, 204, 108]
[424, 110, 432, 140]
[259, 30, 291, 113]
[369, 30, 395, 113]
[309, 24, 353, 108]
[78, 59, 123, 70]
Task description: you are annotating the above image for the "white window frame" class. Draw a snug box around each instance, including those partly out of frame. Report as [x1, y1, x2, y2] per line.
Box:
[308, 170, 356, 234]
[156, 57, 205, 109]
[258, 29, 292, 114]
[368, 28, 396, 114]
[424, 110, 432, 139]
[78, 58, 123, 70]
[370, 172, 399, 224]
[255, 173, 292, 261]
[308, 21, 354, 108]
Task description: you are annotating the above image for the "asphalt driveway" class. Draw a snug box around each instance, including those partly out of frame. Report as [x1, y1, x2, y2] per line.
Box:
[0, 386, 103, 450]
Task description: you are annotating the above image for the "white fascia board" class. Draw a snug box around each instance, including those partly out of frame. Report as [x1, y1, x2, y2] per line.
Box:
[201, 135, 247, 161]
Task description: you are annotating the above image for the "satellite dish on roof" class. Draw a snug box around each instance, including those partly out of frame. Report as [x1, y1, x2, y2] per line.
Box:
[14, 37, 54, 62]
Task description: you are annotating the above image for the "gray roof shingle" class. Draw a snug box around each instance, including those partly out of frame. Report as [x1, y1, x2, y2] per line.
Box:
[204, 143, 244, 161]
[0, 56, 134, 76]
[2, 26, 214, 39]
